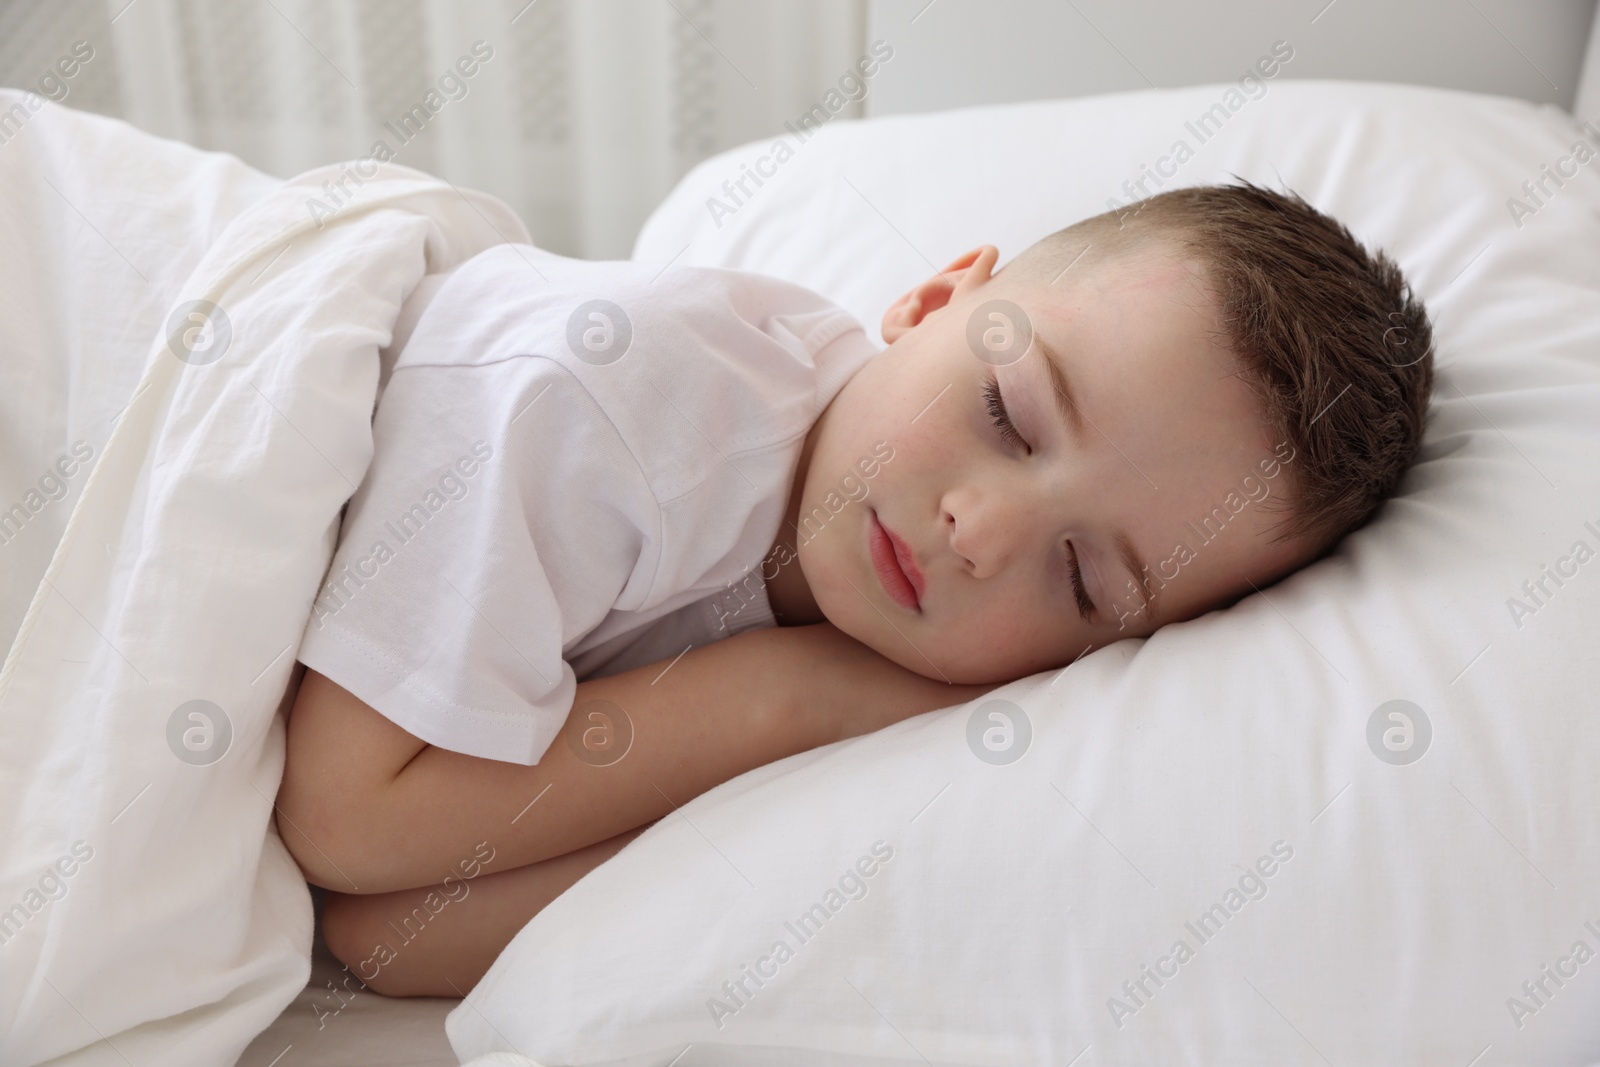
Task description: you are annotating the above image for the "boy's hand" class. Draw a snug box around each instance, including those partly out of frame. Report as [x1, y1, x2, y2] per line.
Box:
[772, 621, 998, 745]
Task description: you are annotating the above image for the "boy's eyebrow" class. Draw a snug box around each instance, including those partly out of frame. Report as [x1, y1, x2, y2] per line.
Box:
[1032, 335, 1085, 441]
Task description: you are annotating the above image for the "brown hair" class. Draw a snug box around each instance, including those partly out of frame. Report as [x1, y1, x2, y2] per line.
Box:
[1006, 180, 1434, 555]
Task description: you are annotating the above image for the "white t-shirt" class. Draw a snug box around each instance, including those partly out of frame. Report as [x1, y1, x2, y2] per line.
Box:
[296, 243, 877, 765]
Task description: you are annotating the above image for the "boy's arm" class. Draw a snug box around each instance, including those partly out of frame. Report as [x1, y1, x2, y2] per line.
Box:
[320, 824, 651, 998]
[278, 622, 991, 895]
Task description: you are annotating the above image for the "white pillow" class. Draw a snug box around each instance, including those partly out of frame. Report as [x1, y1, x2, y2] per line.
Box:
[451, 82, 1600, 1065]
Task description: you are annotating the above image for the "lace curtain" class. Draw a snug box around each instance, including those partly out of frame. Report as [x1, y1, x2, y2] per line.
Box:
[0, 0, 865, 257]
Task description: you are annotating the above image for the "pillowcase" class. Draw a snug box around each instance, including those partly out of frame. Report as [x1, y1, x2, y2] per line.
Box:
[450, 81, 1600, 1066]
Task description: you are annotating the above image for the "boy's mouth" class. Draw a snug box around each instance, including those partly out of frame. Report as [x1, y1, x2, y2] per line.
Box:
[868, 508, 924, 612]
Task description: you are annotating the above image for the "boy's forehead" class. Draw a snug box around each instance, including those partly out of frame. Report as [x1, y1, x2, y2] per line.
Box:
[1007, 258, 1230, 390]
[1012, 241, 1213, 312]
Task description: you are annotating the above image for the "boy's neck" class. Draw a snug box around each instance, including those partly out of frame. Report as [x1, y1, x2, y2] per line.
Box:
[763, 411, 826, 626]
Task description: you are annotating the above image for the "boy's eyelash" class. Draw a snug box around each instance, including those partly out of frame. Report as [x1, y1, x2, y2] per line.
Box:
[983, 375, 1094, 621]
[1067, 545, 1095, 622]
[981, 374, 1029, 452]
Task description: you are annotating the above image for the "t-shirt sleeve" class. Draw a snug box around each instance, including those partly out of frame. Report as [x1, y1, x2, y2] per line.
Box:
[295, 354, 659, 766]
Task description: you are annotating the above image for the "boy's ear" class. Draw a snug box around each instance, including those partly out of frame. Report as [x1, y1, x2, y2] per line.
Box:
[880, 245, 1001, 344]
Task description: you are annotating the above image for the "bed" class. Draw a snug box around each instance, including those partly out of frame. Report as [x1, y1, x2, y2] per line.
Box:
[5, 21, 1600, 1067]
[237, 904, 458, 1067]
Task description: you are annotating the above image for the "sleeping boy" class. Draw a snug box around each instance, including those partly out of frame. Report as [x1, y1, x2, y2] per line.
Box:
[275, 181, 1433, 997]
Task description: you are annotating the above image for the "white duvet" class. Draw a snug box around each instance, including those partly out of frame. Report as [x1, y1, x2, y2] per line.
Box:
[0, 90, 525, 1066]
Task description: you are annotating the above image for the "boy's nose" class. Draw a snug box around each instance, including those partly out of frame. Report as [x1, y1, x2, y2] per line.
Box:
[945, 493, 1031, 581]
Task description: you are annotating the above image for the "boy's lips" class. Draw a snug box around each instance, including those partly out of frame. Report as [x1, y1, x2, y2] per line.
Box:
[868, 508, 925, 612]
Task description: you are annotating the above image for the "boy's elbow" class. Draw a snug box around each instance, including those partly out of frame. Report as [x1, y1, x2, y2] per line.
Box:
[275, 674, 384, 892]
[274, 763, 368, 891]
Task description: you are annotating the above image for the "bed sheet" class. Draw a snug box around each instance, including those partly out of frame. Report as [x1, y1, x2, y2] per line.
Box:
[239, 905, 460, 1067]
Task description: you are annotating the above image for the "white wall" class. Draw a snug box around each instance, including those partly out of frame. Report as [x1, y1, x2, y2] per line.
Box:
[866, 0, 1598, 117]
[1577, 1, 1600, 120]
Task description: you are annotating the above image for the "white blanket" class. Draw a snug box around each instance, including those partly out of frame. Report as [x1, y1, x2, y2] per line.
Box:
[0, 90, 525, 1066]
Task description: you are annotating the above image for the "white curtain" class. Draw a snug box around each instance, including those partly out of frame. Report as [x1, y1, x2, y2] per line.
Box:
[0, 0, 865, 257]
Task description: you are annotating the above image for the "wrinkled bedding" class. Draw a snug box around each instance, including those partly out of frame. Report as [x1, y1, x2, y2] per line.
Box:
[0, 89, 524, 1066]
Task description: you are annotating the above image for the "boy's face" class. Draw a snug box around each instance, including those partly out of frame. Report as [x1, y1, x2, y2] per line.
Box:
[791, 241, 1318, 684]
